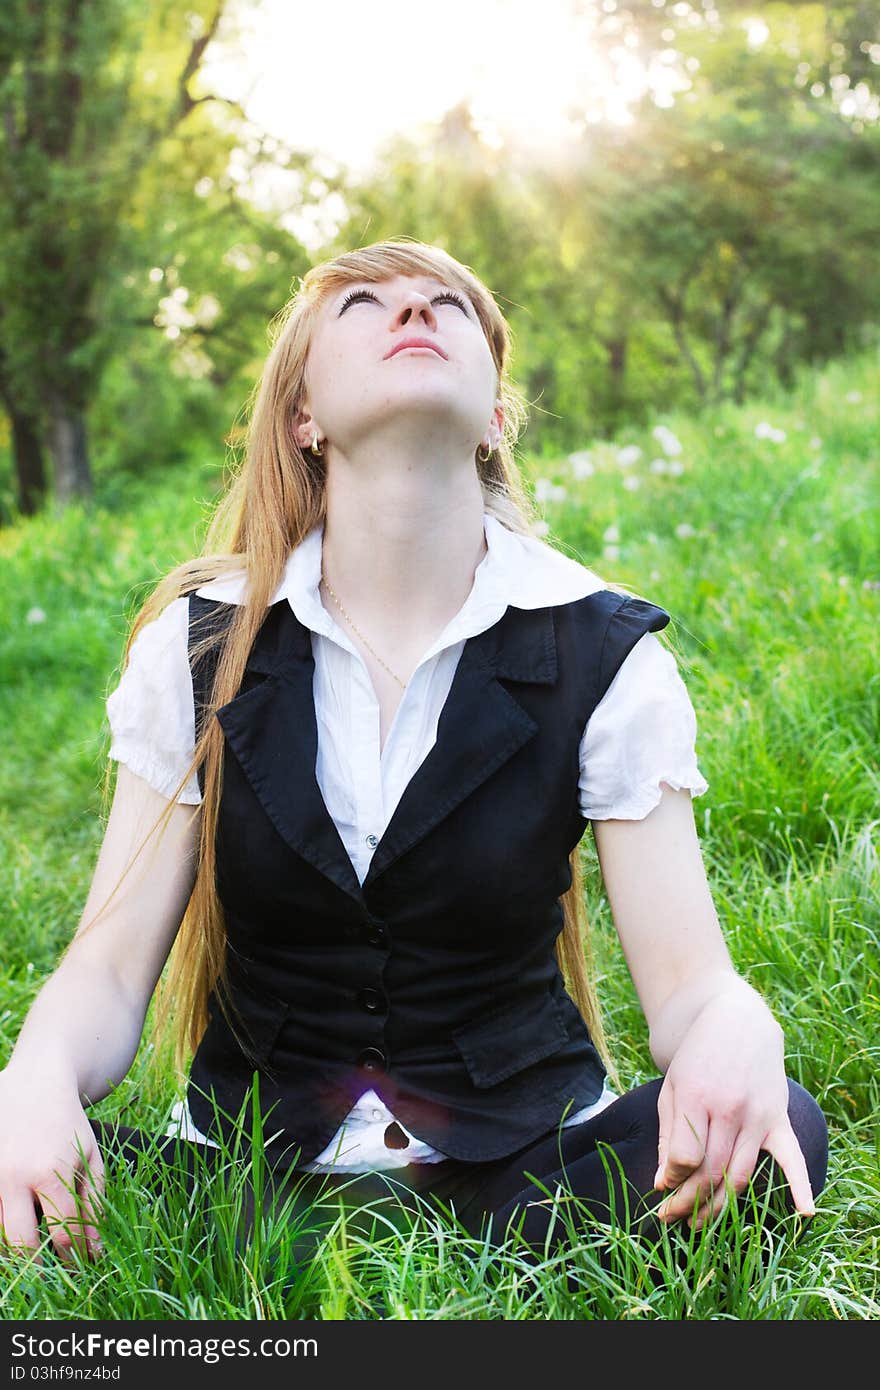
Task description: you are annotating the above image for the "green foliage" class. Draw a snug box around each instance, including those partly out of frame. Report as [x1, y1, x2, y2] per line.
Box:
[0, 0, 320, 509]
[0, 339, 877, 1318]
[3, 1, 879, 515]
[326, 5, 880, 447]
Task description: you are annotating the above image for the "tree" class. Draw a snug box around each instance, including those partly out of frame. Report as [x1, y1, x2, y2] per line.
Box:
[0, 0, 247, 512]
[329, 4, 880, 439]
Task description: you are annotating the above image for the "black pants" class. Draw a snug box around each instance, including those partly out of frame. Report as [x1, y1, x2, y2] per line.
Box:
[90, 1077, 827, 1278]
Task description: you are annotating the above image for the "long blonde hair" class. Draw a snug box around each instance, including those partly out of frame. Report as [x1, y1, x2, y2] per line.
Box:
[86, 238, 617, 1086]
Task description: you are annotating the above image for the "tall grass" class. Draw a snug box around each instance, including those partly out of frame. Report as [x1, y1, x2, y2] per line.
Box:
[0, 347, 877, 1318]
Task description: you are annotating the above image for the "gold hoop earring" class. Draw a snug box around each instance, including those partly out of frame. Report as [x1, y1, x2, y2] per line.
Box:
[310, 429, 324, 458]
[477, 442, 492, 463]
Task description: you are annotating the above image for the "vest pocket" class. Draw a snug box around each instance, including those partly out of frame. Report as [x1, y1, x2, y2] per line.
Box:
[451, 990, 570, 1089]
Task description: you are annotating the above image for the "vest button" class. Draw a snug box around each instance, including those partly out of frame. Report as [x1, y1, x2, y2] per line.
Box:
[357, 1046, 387, 1072]
[357, 986, 386, 1013]
[366, 921, 388, 948]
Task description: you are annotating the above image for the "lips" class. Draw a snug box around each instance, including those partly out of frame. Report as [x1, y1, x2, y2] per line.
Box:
[384, 338, 448, 360]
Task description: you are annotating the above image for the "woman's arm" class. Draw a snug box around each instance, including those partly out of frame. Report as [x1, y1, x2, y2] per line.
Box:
[0, 766, 200, 1263]
[592, 783, 814, 1226]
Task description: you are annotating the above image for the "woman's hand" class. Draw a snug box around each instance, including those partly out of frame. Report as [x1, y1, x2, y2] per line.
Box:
[0, 1065, 105, 1267]
[652, 986, 815, 1228]
[592, 785, 815, 1230]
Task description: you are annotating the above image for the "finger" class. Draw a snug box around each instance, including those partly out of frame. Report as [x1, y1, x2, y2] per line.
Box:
[654, 1083, 674, 1189]
[70, 1132, 106, 1254]
[690, 1180, 733, 1231]
[40, 1131, 107, 1265]
[723, 1134, 763, 1199]
[686, 1128, 740, 1228]
[75, 1156, 106, 1260]
[658, 1113, 732, 1224]
[0, 1191, 44, 1267]
[762, 1122, 816, 1216]
[687, 1130, 760, 1226]
[657, 1099, 709, 1191]
[35, 1178, 87, 1266]
[657, 1169, 706, 1225]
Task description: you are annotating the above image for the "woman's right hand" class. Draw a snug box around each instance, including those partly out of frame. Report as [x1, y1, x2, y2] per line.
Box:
[0, 1066, 105, 1267]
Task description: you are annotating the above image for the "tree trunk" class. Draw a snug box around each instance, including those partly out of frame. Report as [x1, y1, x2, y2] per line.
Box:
[48, 394, 92, 503]
[11, 407, 47, 515]
[601, 334, 629, 433]
[0, 371, 48, 515]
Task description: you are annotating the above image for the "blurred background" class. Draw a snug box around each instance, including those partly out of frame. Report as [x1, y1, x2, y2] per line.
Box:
[1, 2, 878, 1316]
[0, 0, 877, 517]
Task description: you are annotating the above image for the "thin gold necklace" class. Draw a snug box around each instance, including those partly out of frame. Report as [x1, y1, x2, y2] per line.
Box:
[320, 571, 407, 689]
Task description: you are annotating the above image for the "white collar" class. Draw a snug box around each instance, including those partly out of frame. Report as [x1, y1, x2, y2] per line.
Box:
[195, 513, 606, 661]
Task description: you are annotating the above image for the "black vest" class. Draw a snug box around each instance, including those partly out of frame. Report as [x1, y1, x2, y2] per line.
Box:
[185, 586, 670, 1166]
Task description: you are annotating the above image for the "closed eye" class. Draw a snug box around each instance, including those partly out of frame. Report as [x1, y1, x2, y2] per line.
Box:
[338, 288, 379, 313]
[338, 287, 470, 315]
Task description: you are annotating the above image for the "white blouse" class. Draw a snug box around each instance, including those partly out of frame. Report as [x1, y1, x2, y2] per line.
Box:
[106, 512, 708, 1172]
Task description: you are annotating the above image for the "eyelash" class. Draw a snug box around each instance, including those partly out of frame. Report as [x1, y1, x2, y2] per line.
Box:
[339, 287, 469, 314]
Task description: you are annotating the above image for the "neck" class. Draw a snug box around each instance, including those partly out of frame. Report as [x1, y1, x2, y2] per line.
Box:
[319, 453, 489, 644]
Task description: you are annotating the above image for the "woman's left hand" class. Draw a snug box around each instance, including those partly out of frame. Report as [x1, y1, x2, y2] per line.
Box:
[592, 787, 816, 1231]
[652, 986, 815, 1228]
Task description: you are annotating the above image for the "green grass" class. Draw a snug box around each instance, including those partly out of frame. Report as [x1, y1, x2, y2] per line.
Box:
[0, 347, 878, 1318]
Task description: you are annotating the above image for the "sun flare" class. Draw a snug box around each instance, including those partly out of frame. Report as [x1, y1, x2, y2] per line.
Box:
[202, 0, 654, 176]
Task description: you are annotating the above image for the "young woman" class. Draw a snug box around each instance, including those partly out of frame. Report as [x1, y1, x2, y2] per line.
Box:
[0, 239, 827, 1275]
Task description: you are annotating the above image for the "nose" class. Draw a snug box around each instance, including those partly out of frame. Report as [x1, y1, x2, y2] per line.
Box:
[393, 287, 438, 331]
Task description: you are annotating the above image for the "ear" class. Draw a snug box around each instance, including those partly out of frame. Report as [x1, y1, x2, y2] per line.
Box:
[293, 407, 319, 451]
[488, 401, 504, 449]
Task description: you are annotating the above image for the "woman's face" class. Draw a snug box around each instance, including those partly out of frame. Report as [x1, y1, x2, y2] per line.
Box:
[296, 273, 503, 458]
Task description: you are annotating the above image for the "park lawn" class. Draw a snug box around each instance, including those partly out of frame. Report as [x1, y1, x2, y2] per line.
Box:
[0, 347, 877, 1319]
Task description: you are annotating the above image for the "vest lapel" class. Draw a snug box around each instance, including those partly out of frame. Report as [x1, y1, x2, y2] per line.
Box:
[214, 600, 559, 907]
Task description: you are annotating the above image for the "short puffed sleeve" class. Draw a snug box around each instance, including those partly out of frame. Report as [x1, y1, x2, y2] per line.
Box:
[105, 595, 202, 804]
[579, 630, 709, 821]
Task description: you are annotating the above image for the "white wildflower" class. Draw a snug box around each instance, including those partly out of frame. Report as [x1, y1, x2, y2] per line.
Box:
[551, 484, 568, 502]
[567, 450, 594, 478]
[809, 437, 822, 449]
[25, 607, 46, 625]
[603, 544, 620, 561]
[649, 458, 669, 474]
[171, 344, 213, 380]
[646, 532, 659, 545]
[649, 569, 661, 583]
[603, 525, 620, 543]
[531, 519, 550, 537]
[653, 425, 683, 455]
[534, 478, 554, 502]
[616, 445, 642, 468]
[755, 422, 786, 442]
[623, 476, 641, 491]
[846, 390, 862, 403]
[675, 522, 696, 539]
[668, 461, 685, 476]
[838, 575, 850, 586]
[193, 293, 222, 328]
